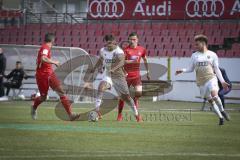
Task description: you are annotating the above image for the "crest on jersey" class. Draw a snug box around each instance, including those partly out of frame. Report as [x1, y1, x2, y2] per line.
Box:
[207, 55, 210, 59]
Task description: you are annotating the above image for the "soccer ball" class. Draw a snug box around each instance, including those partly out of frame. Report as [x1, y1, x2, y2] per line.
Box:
[88, 111, 99, 122]
[18, 94, 25, 100]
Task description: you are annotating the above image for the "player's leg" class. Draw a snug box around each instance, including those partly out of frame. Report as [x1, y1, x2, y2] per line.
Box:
[31, 75, 49, 120]
[113, 78, 141, 122]
[132, 77, 142, 109]
[209, 78, 230, 121]
[211, 90, 230, 121]
[200, 81, 223, 125]
[218, 89, 225, 108]
[49, 73, 80, 121]
[218, 87, 231, 109]
[117, 79, 131, 121]
[120, 94, 141, 122]
[95, 81, 110, 119]
[3, 82, 11, 96]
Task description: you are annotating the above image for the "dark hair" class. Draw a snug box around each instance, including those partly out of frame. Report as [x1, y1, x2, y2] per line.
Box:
[194, 34, 208, 45]
[128, 32, 138, 38]
[44, 33, 55, 43]
[104, 34, 115, 42]
[16, 61, 21, 64]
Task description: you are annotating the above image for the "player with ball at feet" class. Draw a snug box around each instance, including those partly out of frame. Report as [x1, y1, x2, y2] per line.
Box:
[91, 34, 142, 122]
[176, 34, 230, 125]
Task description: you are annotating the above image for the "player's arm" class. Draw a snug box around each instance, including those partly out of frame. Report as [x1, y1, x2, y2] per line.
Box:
[213, 55, 229, 90]
[110, 54, 125, 73]
[175, 55, 194, 75]
[4, 70, 14, 79]
[91, 55, 103, 72]
[40, 49, 59, 67]
[42, 56, 60, 67]
[142, 56, 150, 80]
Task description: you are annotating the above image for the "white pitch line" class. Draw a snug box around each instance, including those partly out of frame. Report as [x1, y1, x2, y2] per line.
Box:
[1, 153, 240, 159]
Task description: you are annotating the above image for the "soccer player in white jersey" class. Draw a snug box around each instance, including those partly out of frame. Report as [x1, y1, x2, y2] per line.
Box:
[91, 35, 142, 122]
[176, 34, 230, 125]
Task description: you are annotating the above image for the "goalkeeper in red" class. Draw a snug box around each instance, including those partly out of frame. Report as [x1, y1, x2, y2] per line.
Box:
[117, 32, 150, 121]
[31, 33, 80, 121]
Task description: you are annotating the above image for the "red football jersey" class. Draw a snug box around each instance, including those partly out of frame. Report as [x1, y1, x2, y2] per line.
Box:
[124, 45, 147, 78]
[36, 44, 53, 75]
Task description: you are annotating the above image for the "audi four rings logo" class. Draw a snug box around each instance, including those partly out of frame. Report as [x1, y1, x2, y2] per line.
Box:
[186, 0, 224, 17]
[89, 0, 125, 18]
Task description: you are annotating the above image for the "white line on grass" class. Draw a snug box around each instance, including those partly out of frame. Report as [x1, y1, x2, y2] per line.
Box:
[1, 152, 240, 159]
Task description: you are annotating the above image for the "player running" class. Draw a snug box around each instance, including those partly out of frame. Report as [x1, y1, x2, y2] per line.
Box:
[91, 34, 142, 122]
[176, 34, 230, 125]
[31, 33, 80, 121]
[117, 32, 150, 121]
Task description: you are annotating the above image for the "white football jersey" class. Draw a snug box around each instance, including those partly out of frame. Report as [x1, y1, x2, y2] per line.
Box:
[100, 46, 124, 77]
[189, 50, 219, 86]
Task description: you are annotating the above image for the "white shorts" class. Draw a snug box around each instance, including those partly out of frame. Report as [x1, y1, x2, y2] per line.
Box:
[199, 77, 219, 99]
[102, 76, 113, 88]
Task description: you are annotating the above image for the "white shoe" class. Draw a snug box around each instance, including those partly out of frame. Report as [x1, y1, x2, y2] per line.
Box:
[31, 105, 37, 120]
[0, 96, 8, 101]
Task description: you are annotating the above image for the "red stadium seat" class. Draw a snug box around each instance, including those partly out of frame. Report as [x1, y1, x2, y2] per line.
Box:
[162, 36, 172, 43]
[217, 50, 225, 57]
[169, 30, 178, 36]
[225, 50, 235, 57]
[172, 36, 180, 43]
[146, 43, 156, 50]
[173, 43, 181, 49]
[181, 43, 192, 49]
[145, 36, 154, 43]
[147, 49, 158, 56]
[164, 43, 173, 49]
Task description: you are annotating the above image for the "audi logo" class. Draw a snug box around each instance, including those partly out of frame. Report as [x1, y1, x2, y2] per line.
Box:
[186, 0, 224, 18]
[89, 0, 125, 18]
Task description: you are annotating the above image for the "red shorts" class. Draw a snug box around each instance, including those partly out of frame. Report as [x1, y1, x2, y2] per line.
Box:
[126, 76, 142, 87]
[36, 72, 61, 97]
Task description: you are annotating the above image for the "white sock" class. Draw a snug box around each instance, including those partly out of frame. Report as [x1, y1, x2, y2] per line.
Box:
[210, 101, 223, 118]
[213, 96, 224, 112]
[125, 98, 138, 116]
[95, 98, 102, 111]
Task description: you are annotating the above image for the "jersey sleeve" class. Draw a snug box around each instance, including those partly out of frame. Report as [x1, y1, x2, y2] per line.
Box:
[212, 52, 225, 83]
[116, 47, 124, 55]
[42, 48, 49, 56]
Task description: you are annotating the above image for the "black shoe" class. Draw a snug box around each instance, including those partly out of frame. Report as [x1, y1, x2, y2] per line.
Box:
[219, 118, 224, 125]
[221, 111, 230, 121]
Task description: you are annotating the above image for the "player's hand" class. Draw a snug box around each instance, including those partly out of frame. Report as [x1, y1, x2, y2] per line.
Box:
[175, 69, 183, 75]
[83, 82, 93, 89]
[222, 81, 230, 91]
[54, 61, 60, 67]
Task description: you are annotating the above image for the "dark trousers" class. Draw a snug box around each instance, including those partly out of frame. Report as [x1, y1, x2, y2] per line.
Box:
[0, 77, 4, 97]
[218, 87, 232, 108]
[3, 81, 21, 96]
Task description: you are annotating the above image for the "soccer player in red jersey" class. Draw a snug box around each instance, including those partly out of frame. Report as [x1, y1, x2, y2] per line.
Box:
[31, 33, 80, 121]
[117, 32, 150, 121]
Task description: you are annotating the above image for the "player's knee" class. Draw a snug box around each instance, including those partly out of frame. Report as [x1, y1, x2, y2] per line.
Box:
[121, 94, 130, 101]
[135, 91, 142, 98]
[40, 96, 47, 101]
[212, 96, 219, 101]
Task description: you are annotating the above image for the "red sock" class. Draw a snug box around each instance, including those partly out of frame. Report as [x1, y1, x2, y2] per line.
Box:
[60, 96, 72, 116]
[134, 97, 139, 109]
[33, 96, 43, 110]
[118, 99, 124, 114]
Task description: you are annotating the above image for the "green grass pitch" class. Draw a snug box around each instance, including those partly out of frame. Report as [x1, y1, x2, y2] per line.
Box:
[0, 100, 240, 160]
